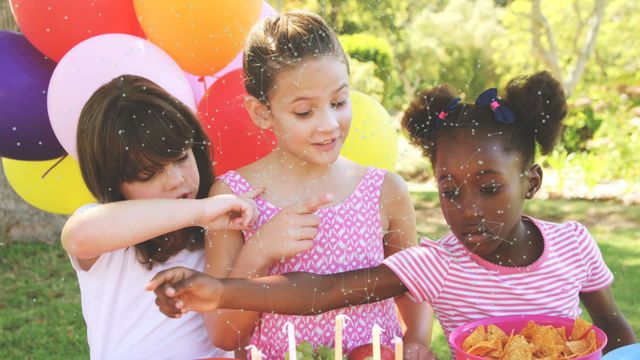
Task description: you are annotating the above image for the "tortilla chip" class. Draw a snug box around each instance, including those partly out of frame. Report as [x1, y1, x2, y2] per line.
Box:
[503, 334, 534, 360]
[556, 326, 567, 342]
[519, 321, 537, 340]
[531, 324, 567, 358]
[468, 340, 497, 356]
[565, 339, 589, 356]
[487, 324, 508, 340]
[583, 330, 598, 355]
[463, 325, 486, 351]
[570, 317, 592, 340]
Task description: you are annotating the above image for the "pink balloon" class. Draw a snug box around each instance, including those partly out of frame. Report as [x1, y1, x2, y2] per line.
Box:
[47, 34, 196, 159]
[261, 1, 278, 19]
[185, 1, 278, 104]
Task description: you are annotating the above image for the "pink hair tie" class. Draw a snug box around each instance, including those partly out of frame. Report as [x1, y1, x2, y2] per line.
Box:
[490, 100, 501, 111]
[436, 98, 461, 122]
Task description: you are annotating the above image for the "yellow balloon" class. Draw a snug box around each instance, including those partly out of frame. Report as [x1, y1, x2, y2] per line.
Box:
[2, 156, 95, 215]
[134, 0, 262, 76]
[341, 91, 398, 171]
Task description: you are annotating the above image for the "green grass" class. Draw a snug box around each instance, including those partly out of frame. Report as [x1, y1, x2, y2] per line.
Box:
[413, 192, 640, 359]
[0, 194, 638, 359]
[0, 242, 88, 359]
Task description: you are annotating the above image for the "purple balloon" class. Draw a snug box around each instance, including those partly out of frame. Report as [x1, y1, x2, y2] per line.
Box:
[0, 31, 65, 160]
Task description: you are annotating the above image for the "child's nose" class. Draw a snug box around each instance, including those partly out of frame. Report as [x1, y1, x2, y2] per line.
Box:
[461, 198, 484, 221]
[163, 164, 184, 190]
[317, 108, 339, 132]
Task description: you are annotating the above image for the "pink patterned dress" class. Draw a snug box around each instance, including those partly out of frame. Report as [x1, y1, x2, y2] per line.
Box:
[218, 167, 402, 359]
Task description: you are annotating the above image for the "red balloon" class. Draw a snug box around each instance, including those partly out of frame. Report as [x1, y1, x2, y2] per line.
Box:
[198, 69, 276, 176]
[10, 0, 143, 61]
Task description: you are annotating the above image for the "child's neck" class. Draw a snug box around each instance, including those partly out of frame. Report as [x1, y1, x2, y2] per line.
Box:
[269, 147, 335, 180]
[480, 217, 544, 267]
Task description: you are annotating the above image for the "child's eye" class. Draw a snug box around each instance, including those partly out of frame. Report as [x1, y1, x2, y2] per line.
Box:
[294, 109, 312, 118]
[441, 189, 459, 200]
[480, 185, 502, 194]
[331, 99, 347, 109]
[177, 154, 189, 163]
[138, 172, 156, 182]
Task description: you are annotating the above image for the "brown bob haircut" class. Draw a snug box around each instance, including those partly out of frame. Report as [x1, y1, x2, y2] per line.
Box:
[76, 75, 213, 269]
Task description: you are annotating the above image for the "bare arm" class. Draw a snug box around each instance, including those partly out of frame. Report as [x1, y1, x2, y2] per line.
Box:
[381, 172, 435, 352]
[203, 181, 268, 351]
[580, 287, 636, 353]
[62, 199, 205, 259]
[62, 195, 252, 256]
[147, 264, 408, 315]
[62, 194, 258, 270]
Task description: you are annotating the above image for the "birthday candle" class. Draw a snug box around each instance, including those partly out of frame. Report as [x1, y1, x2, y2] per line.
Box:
[334, 315, 350, 360]
[392, 336, 403, 360]
[372, 324, 383, 360]
[284, 322, 296, 360]
[246, 345, 263, 360]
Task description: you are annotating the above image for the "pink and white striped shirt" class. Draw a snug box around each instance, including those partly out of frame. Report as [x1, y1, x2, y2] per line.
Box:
[383, 217, 613, 340]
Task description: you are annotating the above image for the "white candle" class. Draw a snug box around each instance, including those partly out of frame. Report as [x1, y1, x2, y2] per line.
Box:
[246, 345, 263, 360]
[283, 322, 296, 360]
[335, 315, 351, 360]
[392, 337, 403, 360]
[372, 324, 384, 360]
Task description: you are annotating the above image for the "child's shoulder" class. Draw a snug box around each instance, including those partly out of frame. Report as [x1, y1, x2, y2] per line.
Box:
[211, 168, 252, 196]
[379, 168, 410, 200]
[219, 156, 272, 184]
[335, 157, 406, 189]
[527, 216, 593, 247]
[528, 216, 588, 234]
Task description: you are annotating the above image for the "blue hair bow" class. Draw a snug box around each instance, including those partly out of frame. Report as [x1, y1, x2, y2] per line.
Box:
[474, 88, 515, 124]
[431, 97, 460, 134]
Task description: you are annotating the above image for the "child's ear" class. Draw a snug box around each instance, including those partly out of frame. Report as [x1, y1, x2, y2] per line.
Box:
[525, 164, 543, 199]
[244, 95, 272, 130]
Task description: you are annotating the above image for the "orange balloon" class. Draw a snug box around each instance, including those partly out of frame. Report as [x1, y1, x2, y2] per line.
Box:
[134, 0, 261, 76]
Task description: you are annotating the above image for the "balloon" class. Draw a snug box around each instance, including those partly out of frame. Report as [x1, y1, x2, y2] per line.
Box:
[47, 34, 196, 160]
[197, 69, 276, 175]
[10, 0, 143, 62]
[134, 0, 262, 76]
[184, 1, 279, 104]
[2, 156, 95, 215]
[0, 31, 65, 160]
[260, 1, 279, 19]
[341, 91, 398, 171]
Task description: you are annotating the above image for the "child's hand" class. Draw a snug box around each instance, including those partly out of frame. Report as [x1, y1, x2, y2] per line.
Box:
[146, 266, 223, 316]
[404, 343, 439, 360]
[202, 188, 263, 231]
[245, 194, 334, 263]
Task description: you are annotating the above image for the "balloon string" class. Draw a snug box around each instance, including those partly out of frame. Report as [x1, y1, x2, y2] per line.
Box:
[198, 76, 208, 96]
[41, 154, 67, 179]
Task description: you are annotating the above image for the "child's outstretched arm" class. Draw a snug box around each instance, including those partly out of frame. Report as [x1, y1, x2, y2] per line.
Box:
[61, 192, 259, 266]
[580, 288, 636, 352]
[147, 264, 408, 316]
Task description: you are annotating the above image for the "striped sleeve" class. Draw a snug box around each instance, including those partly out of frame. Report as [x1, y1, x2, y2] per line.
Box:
[572, 222, 614, 292]
[382, 239, 452, 303]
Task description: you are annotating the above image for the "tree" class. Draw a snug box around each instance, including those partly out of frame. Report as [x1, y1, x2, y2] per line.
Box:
[1, 1, 18, 31]
[531, 0, 605, 97]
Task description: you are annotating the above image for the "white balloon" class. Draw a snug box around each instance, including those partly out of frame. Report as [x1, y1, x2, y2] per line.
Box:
[47, 34, 196, 159]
